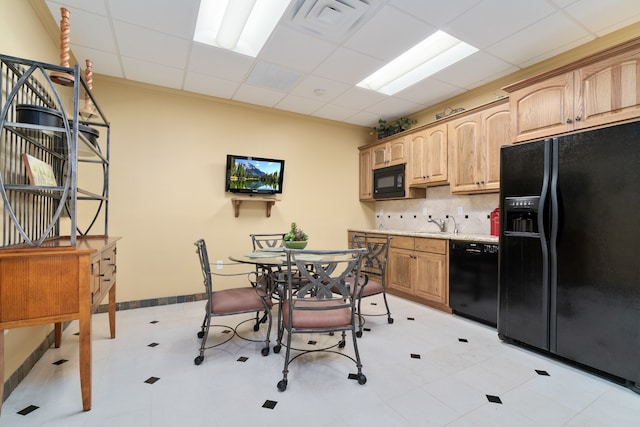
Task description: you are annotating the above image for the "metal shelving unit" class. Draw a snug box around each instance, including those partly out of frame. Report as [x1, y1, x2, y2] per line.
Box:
[0, 53, 110, 247]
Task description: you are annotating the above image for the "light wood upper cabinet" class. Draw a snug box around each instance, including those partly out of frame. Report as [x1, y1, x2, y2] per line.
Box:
[448, 101, 510, 194]
[507, 41, 640, 142]
[372, 136, 406, 169]
[408, 123, 448, 187]
[358, 147, 373, 201]
[484, 103, 511, 189]
[575, 49, 640, 130]
[509, 73, 573, 142]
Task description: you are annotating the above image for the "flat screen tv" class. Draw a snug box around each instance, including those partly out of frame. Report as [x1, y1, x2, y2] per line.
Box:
[225, 154, 285, 194]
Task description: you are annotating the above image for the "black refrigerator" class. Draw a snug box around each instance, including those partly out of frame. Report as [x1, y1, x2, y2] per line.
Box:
[498, 121, 640, 390]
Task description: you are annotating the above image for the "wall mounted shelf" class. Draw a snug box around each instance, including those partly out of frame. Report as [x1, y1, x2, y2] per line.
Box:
[231, 196, 280, 217]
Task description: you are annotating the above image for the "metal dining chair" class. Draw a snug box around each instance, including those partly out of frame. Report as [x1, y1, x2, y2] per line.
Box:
[350, 234, 393, 336]
[193, 239, 273, 365]
[275, 247, 367, 391]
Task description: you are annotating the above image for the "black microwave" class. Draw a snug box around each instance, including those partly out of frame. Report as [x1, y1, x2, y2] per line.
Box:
[373, 163, 405, 199]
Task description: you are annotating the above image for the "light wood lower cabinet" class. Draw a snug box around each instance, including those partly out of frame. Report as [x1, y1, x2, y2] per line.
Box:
[386, 236, 450, 313]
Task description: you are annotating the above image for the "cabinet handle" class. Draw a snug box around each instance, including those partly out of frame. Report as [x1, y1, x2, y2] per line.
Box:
[575, 116, 581, 122]
[566, 118, 573, 124]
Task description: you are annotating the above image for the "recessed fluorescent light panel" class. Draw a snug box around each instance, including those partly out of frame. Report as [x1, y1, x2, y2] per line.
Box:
[194, 0, 290, 57]
[357, 30, 478, 95]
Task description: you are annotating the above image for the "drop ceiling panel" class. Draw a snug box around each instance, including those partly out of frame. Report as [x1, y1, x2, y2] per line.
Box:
[432, 51, 516, 89]
[289, 75, 351, 101]
[276, 94, 327, 115]
[394, 78, 465, 105]
[313, 103, 360, 122]
[68, 45, 123, 77]
[564, 0, 640, 34]
[331, 87, 388, 110]
[388, 0, 484, 27]
[113, 21, 190, 68]
[107, 0, 199, 39]
[343, 5, 436, 62]
[257, 26, 336, 73]
[46, 5, 115, 52]
[445, 0, 557, 49]
[46, 0, 107, 15]
[233, 83, 287, 108]
[486, 12, 593, 66]
[313, 47, 384, 85]
[121, 57, 184, 89]
[183, 72, 240, 99]
[188, 44, 254, 81]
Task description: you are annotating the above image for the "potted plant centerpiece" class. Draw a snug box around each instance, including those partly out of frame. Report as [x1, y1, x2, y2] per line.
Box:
[284, 222, 308, 249]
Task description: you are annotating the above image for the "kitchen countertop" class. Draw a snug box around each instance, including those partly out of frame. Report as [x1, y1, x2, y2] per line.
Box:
[349, 229, 499, 244]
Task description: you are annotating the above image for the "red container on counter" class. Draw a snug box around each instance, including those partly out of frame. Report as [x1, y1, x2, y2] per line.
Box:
[490, 208, 500, 236]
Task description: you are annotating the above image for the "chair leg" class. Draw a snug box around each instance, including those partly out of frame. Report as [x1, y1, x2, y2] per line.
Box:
[194, 315, 211, 365]
[273, 300, 284, 353]
[350, 327, 367, 385]
[356, 297, 364, 337]
[197, 312, 208, 339]
[382, 291, 394, 324]
[261, 306, 272, 357]
[277, 328, 292, 391]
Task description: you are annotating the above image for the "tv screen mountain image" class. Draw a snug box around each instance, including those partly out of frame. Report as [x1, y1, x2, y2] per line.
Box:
[225, 154, 285, 194]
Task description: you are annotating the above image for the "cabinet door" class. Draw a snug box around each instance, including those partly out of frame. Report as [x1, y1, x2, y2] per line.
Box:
[509, 72, 574, 142]
[424, 123, 448, 185]
[413, 251, 447, 305]
[372, 143, 388, 169]
[359, 148, 373, 200]
[482, 103, 511, 191]
[449, 113, 482, 193]
[387, 247, 414, 295]
[387, 137, 406, 166]
[575, 49, 640, 130]
[408, 130, 427, 185]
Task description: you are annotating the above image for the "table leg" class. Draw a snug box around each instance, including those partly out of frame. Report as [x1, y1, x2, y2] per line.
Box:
[1, 331, 4, 414]
[54, 322, 62, 348]
[108, 284, 116, 339]
[79, 301, 92, 411]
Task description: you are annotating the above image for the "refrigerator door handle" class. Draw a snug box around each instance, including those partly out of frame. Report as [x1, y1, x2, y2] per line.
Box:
[538, 138, 552, 351]
[549, 137, 559, 352]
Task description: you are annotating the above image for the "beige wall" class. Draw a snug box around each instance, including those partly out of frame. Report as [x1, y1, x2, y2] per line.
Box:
[93, 77, 373, 301]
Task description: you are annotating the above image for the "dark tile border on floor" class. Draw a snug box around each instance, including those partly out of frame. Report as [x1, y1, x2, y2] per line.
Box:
[2, 292, 207, 403]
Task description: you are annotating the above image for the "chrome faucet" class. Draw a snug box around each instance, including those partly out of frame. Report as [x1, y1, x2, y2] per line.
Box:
[447, 215, 459, 235]
[428, 217, 446, 232]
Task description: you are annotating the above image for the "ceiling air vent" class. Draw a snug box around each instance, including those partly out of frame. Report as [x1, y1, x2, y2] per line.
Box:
[288, 0, 378, 41]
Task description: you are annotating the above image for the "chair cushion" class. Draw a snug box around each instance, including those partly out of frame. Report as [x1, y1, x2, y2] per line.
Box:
[355, 276, 383, 297]
[211, 287, 272, 314]
[282, 299, 351, 329]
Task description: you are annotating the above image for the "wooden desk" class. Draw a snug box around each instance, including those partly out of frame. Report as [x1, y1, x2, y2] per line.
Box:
[0, 236, 120, 413]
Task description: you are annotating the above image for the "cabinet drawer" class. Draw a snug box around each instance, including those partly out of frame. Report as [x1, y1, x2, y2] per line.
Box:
[100, 245, 117, 274]
[415, 237, 447, 254]
[390, 236, 414, 250]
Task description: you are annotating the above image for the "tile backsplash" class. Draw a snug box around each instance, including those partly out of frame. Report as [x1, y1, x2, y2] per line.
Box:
[374, 186, 499, 235]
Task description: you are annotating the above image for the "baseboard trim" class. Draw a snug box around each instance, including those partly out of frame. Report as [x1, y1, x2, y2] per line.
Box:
[3, 292, 207, 402]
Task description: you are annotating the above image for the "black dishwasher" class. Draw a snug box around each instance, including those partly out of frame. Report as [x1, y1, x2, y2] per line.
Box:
[449, 241, 498, 327]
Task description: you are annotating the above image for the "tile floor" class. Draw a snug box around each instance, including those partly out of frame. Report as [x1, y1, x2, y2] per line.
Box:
[1, 294, 639, 427]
